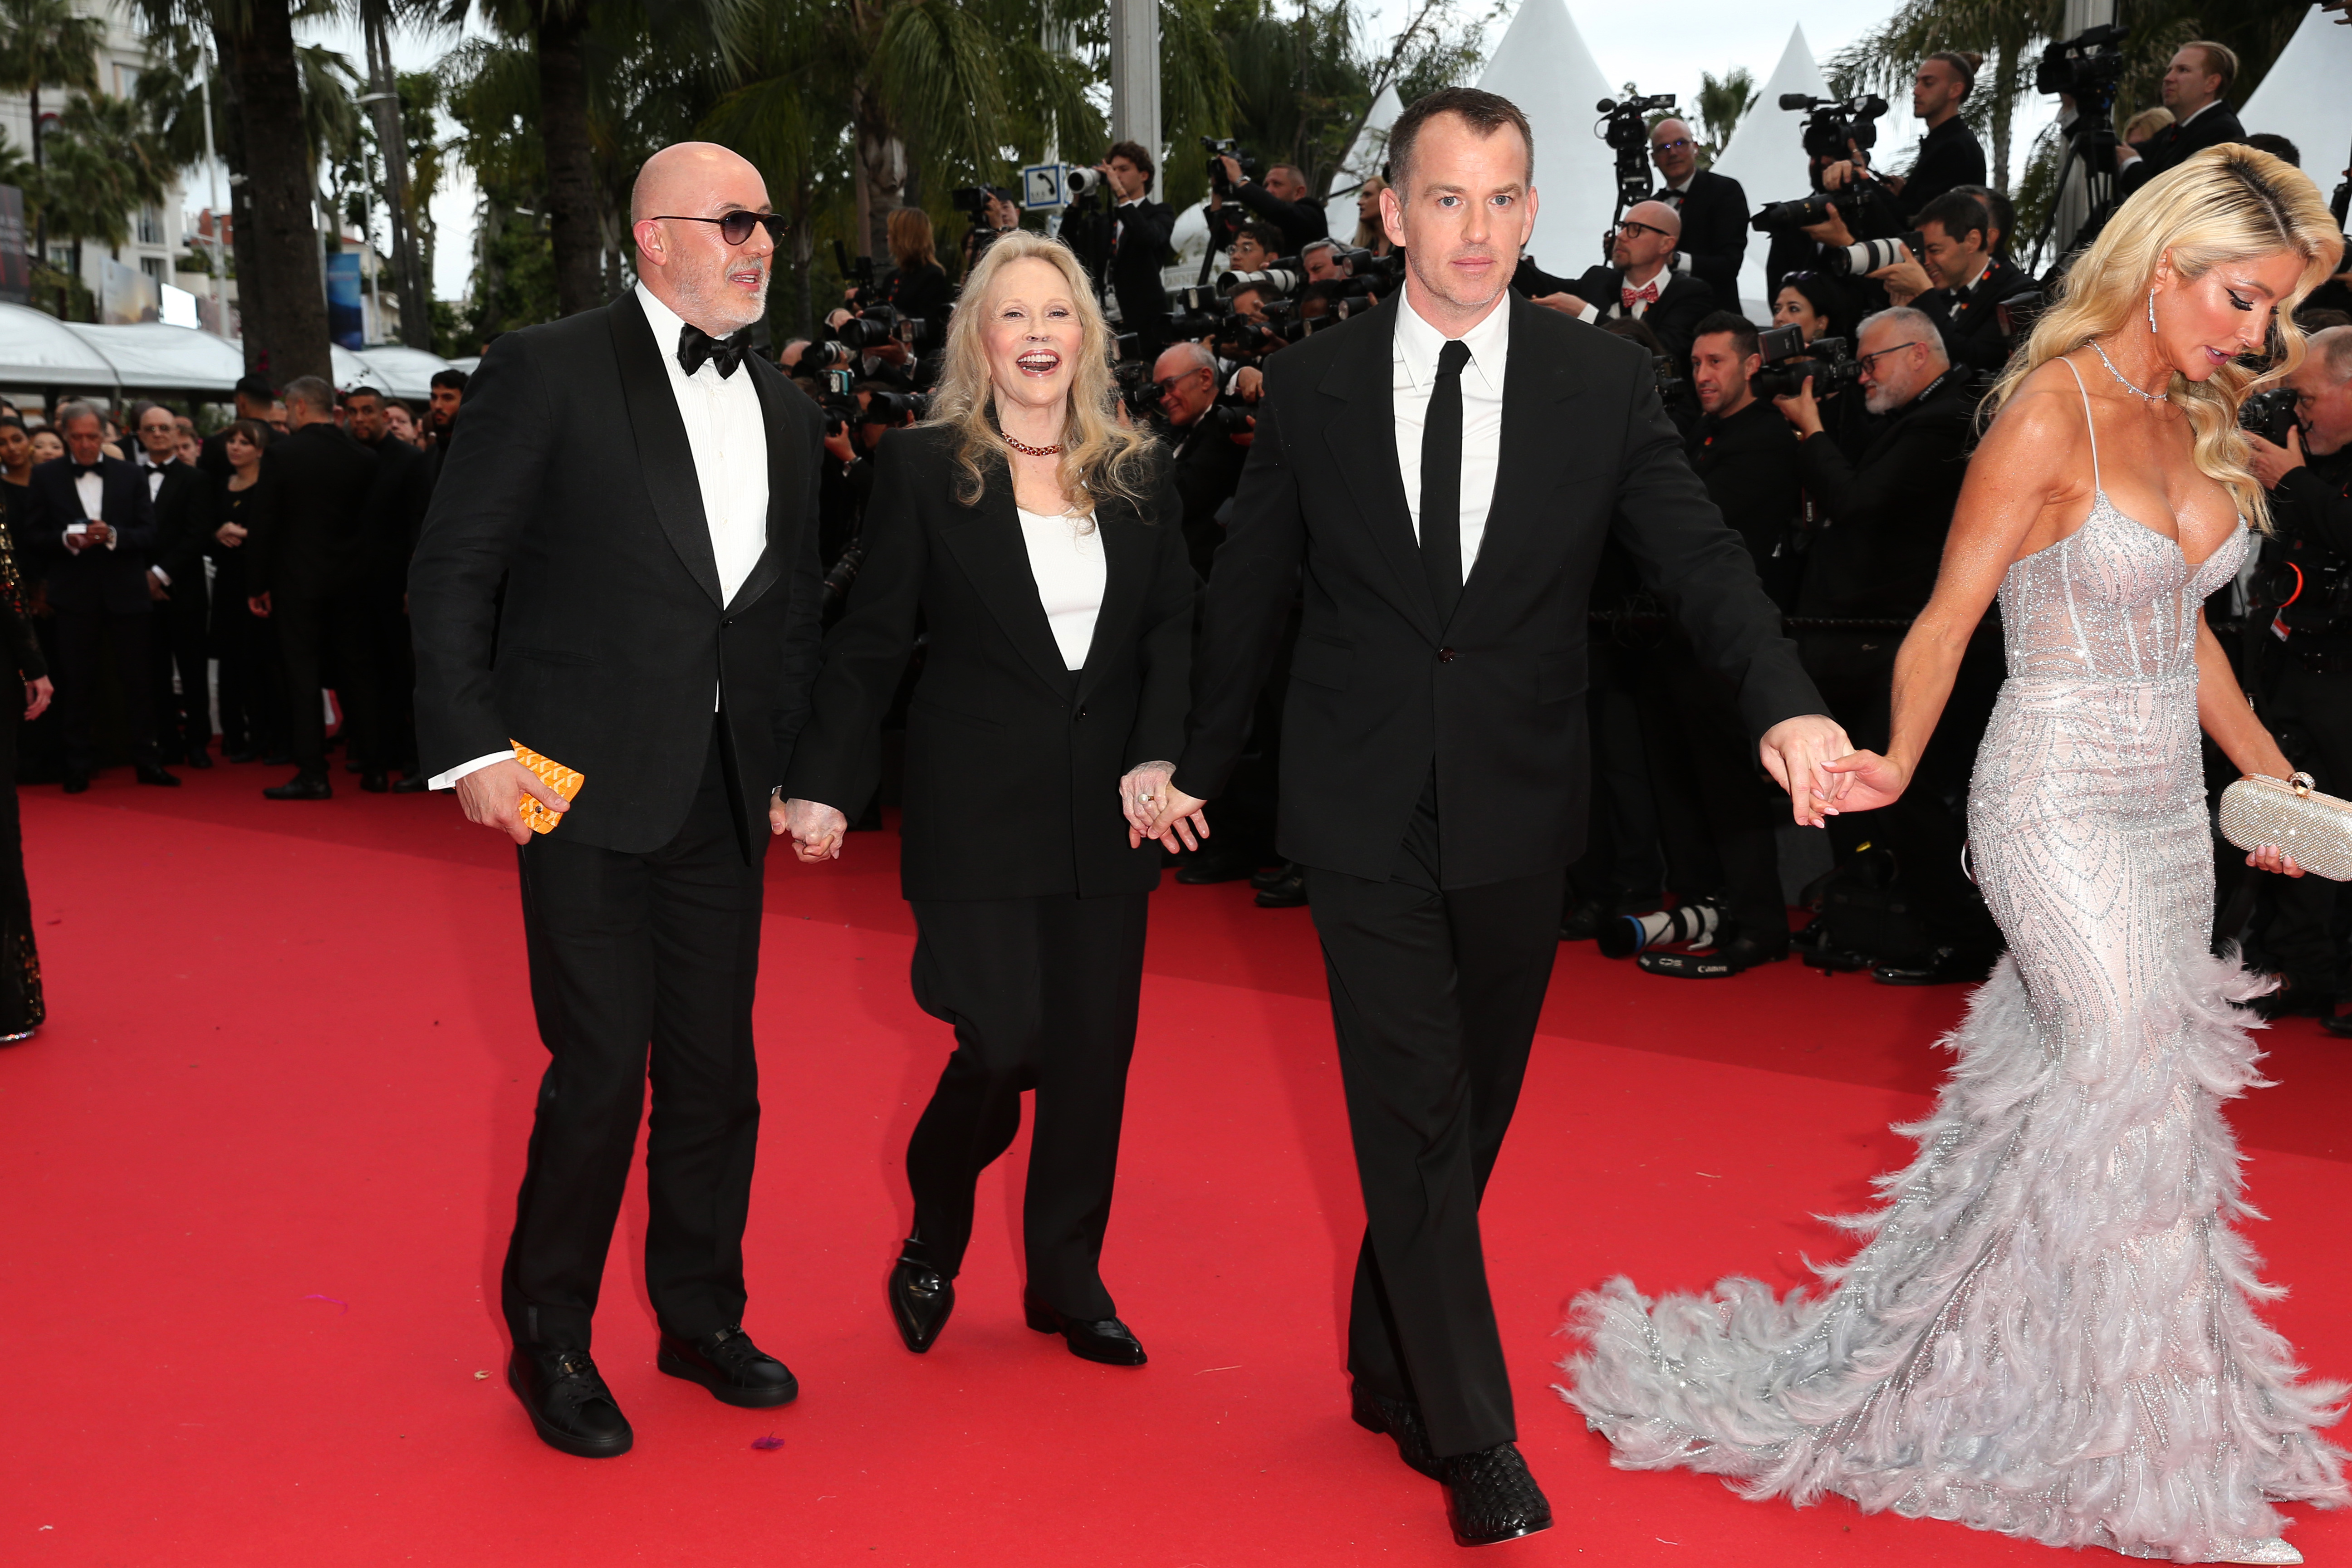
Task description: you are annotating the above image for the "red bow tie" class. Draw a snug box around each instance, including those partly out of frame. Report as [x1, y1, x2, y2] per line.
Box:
[1621, 280, 1660, 311]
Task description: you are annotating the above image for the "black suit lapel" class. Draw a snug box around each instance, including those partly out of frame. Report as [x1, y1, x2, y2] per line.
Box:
[1075, 496, 1149, 705]
[1456, 295, 1586, 625]
[1319, 296, 1440, 641]
[725, 357, 804, 613]
[938, 463, 1083, 697]
[607, 292, 724, 607]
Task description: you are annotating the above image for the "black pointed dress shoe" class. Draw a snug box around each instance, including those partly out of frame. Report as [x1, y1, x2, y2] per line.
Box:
[135, 762, 181, 787]
[1024, 1292, 1147, 1366]
[657, 1325, 799, 1408]
[1637, 933, 1787, 979]
[888, 1251, 955, 1353]
[508, 1345, 632, 1458]
[182, 745, 213, 770]
[1440, 1442, 1553, 1547]
[1350, 1382, 1441, 1478]
[1254, 863, 1308, 909]
[264, 772, 332, 800]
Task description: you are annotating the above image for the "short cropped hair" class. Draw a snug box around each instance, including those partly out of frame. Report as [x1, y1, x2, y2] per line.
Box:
[234, 373, 275, 402]
[1387, 87, 1533, 198]
[1690, 310, 1759, 361]
[282, 376, 334, 417]
[2183, 40, 2238, 93]
[429, 368, 469, 394]
[1916, 191, 1992, 248]
[1107, 140, 1156, 191]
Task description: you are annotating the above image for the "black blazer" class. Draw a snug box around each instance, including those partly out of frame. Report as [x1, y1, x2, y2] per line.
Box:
[1567, 265, 1718, 366]
[1896, 116, 1988, 221]
[1657, 169, 1749, 305]
[245, 423, 381, 601]
[1173, 292, 1821, 889]
[1921, 256, 2038, 380]
[2121, 103, 2247, 196]
[1109, 199, 1175, 335]
[785, 425, 1196, 901]
[409, 289, 827, 856]
[146, 460, 216, 593]
[23, 456, 157, 615]
[1688, 398, 1803, 611]
[1796, 375, 1974, 619]
[359, 431, 433, 576]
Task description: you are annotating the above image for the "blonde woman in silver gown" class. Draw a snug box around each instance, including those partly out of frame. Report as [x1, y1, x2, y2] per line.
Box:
[1566, 146, 2351, 1564]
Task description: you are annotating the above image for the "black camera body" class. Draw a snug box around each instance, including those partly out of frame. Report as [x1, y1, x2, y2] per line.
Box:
[1750, 325, 1862, 401]
[2035, 24, 2127, 113]
[1596, 89, 1676, 219]
[1203, 136, 1259, 196]
[1752, 190, 1837, 237]
[1782, 92, 1889, 164]
[864, 388, 927, 424]
[1114, 359, 1164, 422]
[2242, 386, 2301, 449]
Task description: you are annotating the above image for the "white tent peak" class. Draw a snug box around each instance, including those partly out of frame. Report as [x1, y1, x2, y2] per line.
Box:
[1476, 0, 1617, 279]
[1323, 82, 1403, 244]
[1709, 24, 1828, 317]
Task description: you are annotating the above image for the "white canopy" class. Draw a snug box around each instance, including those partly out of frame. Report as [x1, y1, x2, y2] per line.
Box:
[1709, 24, 1829, 318]
[2239, 4, 2352, 229]
[341, 343, 456, 401]
[0, 302, 459, 401]
[1323, 83, 1403, 245]
[66, 320, 249, 393]
[1476, 0, 1617, 282]
[0, 304, 128, 391]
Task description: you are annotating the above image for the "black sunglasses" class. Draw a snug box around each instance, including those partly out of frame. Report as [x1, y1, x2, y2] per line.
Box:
[655, 211, 788, 246]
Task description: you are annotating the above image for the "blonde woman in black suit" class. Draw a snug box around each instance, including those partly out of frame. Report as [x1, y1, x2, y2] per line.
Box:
[781, 231, 1199, 1366]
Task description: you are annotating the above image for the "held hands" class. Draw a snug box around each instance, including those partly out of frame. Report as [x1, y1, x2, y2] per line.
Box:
[1819, 750, 1910, 814]
[1124, 764, 1210, 851]
[24, 676, 50, 721]
[2246, 426, 2306, 489]
[1758, 714, 1860, 827]
[456, 758, 571, 846]
[778, 796, 847, 862]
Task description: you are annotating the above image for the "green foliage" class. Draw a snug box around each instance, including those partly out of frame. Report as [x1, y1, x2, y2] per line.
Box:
[1693, 66, 1757, 166]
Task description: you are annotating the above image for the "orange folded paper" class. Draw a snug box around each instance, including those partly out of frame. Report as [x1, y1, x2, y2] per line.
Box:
[511, 741, 584, 834]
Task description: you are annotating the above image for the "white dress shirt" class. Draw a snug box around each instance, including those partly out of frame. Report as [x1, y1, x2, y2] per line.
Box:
[1015, 508, 1107, 669]
[140, 459, 172, 583]
[1572, 261, 1667, 327]
[430, 283, 772, 790]
[1392, 291, 1507, 575]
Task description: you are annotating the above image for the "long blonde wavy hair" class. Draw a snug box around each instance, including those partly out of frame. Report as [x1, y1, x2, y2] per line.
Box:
[1988, 143, 2343, 532]
[925, 229, 1156, 516]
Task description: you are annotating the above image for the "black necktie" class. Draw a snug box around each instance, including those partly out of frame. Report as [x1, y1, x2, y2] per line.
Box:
[1420, 338, 1472, 624]
[678, 323, 750, 379]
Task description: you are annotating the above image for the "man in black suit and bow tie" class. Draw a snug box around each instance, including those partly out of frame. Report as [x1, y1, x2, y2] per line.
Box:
[1533, 198, 1718, 366]
[409, 141, 824, 1460]
[2119, 42, 2246, 197]
[23, 402, 176, 791]
[132, 401, 216, 769]
[1147, 88, 1844, 1547]
[1646, 118, 1747, 305]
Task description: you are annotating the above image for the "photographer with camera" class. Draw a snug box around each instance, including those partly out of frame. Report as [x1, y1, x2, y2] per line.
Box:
[1758, 114, 1907, 311]
[1776, 306, 1998, 982]
[1647, 118, 1748, 304]
[2242, 326, 2352, 1025]
[1212, 155, 1327, 256]
[955, 187, 1022, 279]
[1624, 311, 1810, 980]
[1075, 141, 1174, 357]
[2118, 43, 2246, 196]
[1879, 54, 1988, 222]
[1527, 200, 1717, 365]
[1866, 191, 2037, 383]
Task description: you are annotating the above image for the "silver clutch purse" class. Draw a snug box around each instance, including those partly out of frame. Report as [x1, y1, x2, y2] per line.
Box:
[2217, 773, 2352, 882]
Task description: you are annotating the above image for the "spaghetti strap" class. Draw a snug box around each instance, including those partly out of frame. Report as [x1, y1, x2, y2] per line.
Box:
[2058, 356, 2101, 493]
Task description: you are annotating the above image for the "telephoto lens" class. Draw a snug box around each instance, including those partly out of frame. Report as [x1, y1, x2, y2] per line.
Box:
[1597, 902, 1722, 960]
[1827, 236, 1914, 276]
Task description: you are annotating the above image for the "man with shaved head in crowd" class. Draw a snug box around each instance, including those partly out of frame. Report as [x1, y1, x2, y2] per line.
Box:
[409, 140, 827, 1460]
[1525, 198, 1719, 365]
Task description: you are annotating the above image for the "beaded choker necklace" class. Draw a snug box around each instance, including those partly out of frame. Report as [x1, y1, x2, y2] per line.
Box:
[1002, 433, 1064, 457]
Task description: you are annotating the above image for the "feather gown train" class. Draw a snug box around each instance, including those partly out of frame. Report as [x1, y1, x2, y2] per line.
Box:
[1562, 368, 2351, 1562]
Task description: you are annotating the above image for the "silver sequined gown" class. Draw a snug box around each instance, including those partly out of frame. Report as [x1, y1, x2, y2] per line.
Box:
[1563, 370, 2351, 1561]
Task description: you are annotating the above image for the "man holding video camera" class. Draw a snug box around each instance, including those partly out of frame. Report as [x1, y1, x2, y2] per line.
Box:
[1646, 118, 1747, 305]
[1774, 306, 1996, 982]
[1214, 155, 1328, 255]
[2242, 326, 2352, 1023]
[1866, 191, 2036, 383]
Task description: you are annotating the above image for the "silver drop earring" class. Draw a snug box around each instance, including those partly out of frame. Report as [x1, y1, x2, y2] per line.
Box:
[2147, 286, 2158, 333]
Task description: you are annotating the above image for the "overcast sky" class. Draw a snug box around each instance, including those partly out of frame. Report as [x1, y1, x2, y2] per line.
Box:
[183, 1, 2060, 309]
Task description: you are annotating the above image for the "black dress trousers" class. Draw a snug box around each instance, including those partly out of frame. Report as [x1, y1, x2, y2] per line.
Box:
[502, 723, 767, 1350]
[1305, 779, 1565, 1459]
[903, 888, 1151, 1322]
[274, 588, 377, 776]
[53, 608, 159, 772]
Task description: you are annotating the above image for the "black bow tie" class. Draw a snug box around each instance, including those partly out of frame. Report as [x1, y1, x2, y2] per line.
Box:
[71, 462, 101, 477]
[678, 323, 751, 379]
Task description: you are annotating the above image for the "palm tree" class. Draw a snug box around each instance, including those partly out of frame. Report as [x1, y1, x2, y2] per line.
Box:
[48, 92, 171, 258]
[0, 0, 103, 260]
[1694, 67, 1757, 165]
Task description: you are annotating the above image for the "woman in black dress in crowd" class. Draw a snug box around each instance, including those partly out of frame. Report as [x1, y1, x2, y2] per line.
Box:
[781, 230, 1197, 1367]
[209, 420, 283, 764]
[0, 489, 54, 1039]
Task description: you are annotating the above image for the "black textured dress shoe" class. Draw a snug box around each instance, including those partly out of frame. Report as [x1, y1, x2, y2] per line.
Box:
[1440, 1442, 1553, 1547]
[61, 772, 89, 794]
[391, 772, 431, 794]
[508, 1345, 632, 1458]
[657, 1325, 799, 1408]
[1024, 1293, 1147, 1366]
[1350, 1383, 1441, 1478]
[135, 763, 181, 787]
[1254, 863, 1307, 909]
[264, 772, 332, 800]
[361, 769, 390, 793]
[1560, 895, 1607, 942]
[888, 1252, 955, 1353]
[1637, 933, 1787, 979]
[1249, 859, 1294, 893]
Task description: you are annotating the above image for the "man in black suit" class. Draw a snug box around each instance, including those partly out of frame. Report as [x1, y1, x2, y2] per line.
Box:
[244, 376, 383, 799]
[409, 141, 824, 1460]
[1215, 155, 1328, 255]
[1646, 118, 1747, 304]
[23, 403, 176, 791]
[132, 402, 216, 769]
[344, 386, 431, 789]
[1147, 88, 1843, 1547]
[1094, 139, 1173, 358]
[1531, 199, 1718, 365]
[1885, 52, 1987, 222]
[199, 374, 279, 483]
[422, 368, 466, 495]
[1875, 190, 2037, 385]
[2120, 42, 2245, 196]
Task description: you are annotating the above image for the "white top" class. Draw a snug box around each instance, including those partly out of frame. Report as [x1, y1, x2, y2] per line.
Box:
[1016, 506, 1107, 671]
[429, 284, 773, 791]
[1392, 290, 1507, 576]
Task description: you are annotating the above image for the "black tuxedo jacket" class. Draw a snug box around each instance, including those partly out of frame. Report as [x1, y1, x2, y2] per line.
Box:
[359, 432, 432, 580]
[245, 423, 382, 601]
[1657, 169, 1749, 304]
[785, 425, 1195, 901]
[1568, 265, 1718, 365]
[24, 456, 158, 615]
[409, 290, 827, 856]
[1174, 292, 1821, 889]
[1109, 199, 1175, 336]
[1796, 376, 1974, 618]
[1921, 256, 2037, 379]
[2121, 103, 2247, 196]
[145, 460, 216, 592]
[1688, 398, 1803, 610]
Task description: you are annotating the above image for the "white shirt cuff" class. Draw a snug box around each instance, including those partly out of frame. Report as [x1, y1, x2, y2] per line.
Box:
[1575, 302, 1599, 325]
[427, 751, 514, 791]
[1673, 253, 1691, 274]
[151, 566, 170, 587]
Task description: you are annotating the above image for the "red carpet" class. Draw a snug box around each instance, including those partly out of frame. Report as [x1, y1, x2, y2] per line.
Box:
[5, 759, 2349, 1566]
